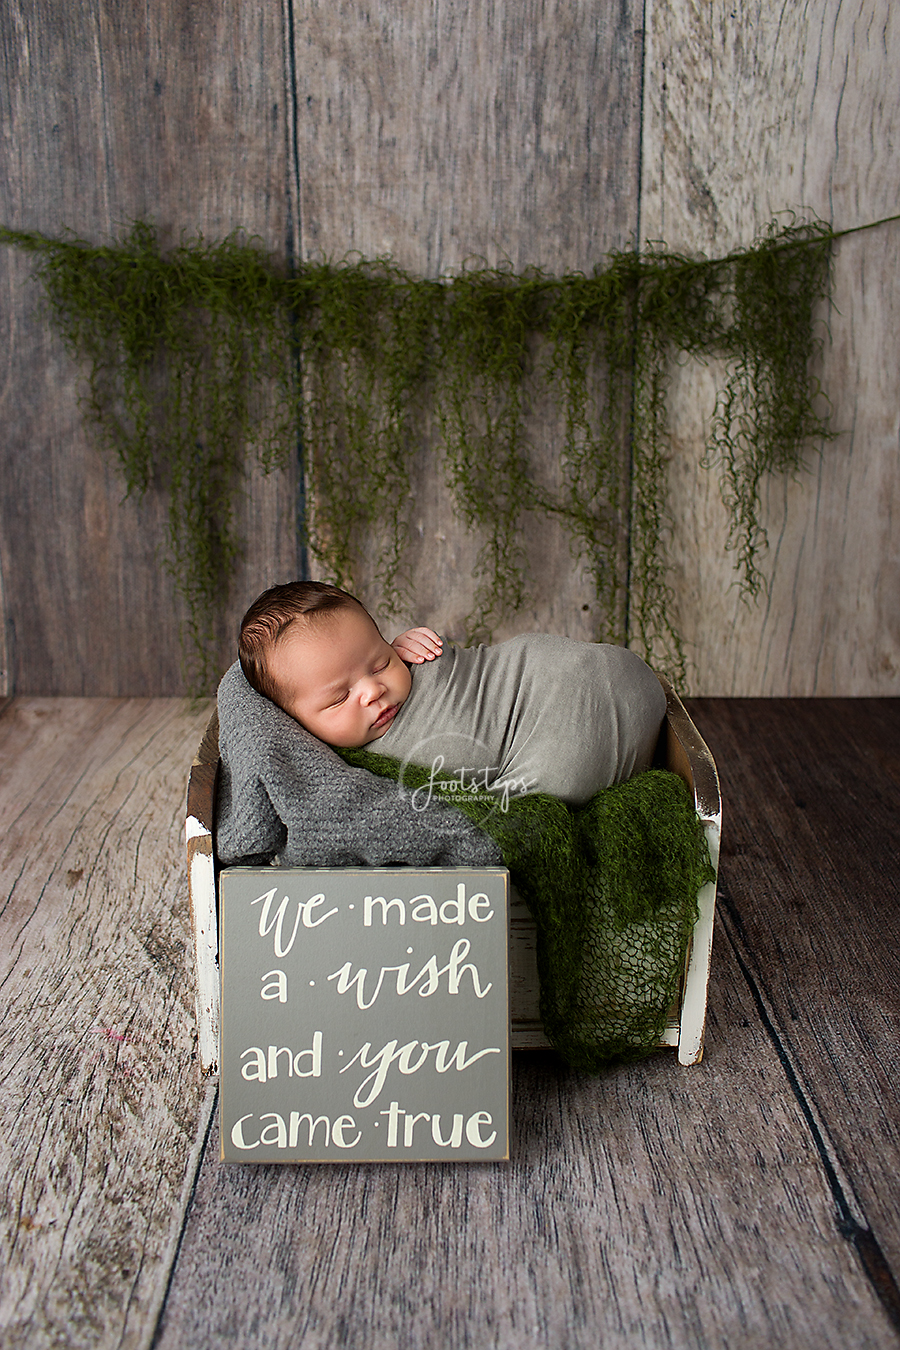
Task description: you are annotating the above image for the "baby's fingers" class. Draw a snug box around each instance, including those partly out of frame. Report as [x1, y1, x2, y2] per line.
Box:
[392, 635, 428, 662]
[406, 626, 443, 656]
[391, 627, 444, 663]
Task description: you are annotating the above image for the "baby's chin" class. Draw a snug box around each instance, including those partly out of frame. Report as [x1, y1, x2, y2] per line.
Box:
[359, 724, 391, 747]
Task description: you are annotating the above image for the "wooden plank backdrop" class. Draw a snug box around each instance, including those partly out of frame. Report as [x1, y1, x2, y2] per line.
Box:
[641, 0, 900, 694]
[2, 0, 897, 694]
[292, 0, 644, 646]
[0, 0, 300, 698]
[0, 0, 646, 689]
[294, 0, 643, 275]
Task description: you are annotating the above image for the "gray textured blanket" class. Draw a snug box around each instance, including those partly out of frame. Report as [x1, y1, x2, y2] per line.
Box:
[215, 662, 502, 869]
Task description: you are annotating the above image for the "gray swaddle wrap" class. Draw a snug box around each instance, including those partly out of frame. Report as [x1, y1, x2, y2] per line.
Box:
[372, 634, 667, 806]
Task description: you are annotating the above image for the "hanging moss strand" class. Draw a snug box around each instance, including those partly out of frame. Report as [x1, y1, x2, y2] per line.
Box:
[708, 220, 834, 595]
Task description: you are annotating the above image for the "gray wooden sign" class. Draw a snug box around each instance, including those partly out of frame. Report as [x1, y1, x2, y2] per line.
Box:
[219, 868, 510, 1163]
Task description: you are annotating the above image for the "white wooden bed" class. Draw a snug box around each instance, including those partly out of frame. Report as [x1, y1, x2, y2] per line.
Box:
[186, 677, 721, 1077]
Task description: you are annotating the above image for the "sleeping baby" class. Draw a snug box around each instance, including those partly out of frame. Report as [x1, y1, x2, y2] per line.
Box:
[238, 581, 667, 807]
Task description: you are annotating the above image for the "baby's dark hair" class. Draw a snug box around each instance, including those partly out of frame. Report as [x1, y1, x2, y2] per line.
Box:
[239, 581, 364, 702]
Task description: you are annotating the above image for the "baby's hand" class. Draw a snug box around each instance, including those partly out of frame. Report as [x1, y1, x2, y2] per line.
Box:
[391, 627, 443, 664]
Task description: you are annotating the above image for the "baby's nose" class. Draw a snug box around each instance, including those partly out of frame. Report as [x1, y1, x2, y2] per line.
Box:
[361, 675, 385, 702]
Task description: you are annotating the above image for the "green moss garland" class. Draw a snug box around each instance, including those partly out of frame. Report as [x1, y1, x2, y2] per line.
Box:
[0, 217, 833, 689]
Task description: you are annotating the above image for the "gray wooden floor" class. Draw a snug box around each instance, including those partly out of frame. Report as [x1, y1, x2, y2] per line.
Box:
[1, 696, 898, 1349]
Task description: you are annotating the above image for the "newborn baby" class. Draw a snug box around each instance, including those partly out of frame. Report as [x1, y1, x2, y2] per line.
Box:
[238, 581, 667, 807]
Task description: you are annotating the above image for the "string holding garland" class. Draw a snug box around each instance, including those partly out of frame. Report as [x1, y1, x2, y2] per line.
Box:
[0, 216, 836, 690]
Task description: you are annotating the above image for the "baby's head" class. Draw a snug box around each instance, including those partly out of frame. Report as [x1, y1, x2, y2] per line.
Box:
[238, 581, 411, 747]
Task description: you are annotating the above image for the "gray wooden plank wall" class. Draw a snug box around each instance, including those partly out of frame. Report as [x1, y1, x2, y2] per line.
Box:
[1, 0, 898, 697]
[642, 0, 900, 694]
[0, 0, 301, 697]
[293, 1, 643, 647]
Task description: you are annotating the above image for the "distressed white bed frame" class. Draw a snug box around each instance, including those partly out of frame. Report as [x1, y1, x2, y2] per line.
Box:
[186, 677, 721, 1078]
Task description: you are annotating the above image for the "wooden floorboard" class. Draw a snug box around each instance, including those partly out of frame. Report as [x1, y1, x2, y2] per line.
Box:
[2, 697, 899, 1349]
[0, 698, 216, 1350]
[688, 699, 900, 1283]
[152, 942, 897, 1349]
[152, 699, 900, 1350]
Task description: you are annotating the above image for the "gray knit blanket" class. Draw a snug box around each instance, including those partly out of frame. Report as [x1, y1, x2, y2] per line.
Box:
[215, 662, 502, 869]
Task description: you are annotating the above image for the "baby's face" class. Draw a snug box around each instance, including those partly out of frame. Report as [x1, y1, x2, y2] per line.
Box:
[268, 604, 412, 747]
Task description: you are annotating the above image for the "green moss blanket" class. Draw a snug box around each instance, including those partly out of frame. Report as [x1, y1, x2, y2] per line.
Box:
[339, 748, 715, 1072]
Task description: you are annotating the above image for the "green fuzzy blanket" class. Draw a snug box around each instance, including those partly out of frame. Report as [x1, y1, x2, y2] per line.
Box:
[338, 749, 715, 1072]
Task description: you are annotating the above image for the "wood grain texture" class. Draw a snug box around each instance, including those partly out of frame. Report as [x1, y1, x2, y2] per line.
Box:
[687, 697, 900, 1277]
[151, 698, 900, 1349]
[641, 0, 900, 694]
[0, 555, 8, 698]
[3, 696, 899, 1348]
[3, 0, 896, 696]
[292, 0, 643, 642]
[153, 945, 898, 1349]
[0, 0, 300, 696]
[0, 697, 215, 1349]
[294, 0, 643, 275]
[642, 0, 900, 247]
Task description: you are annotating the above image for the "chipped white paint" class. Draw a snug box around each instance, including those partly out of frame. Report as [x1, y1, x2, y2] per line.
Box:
[678, 811, 722, 1065]
[188, 847, 219, 1077]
